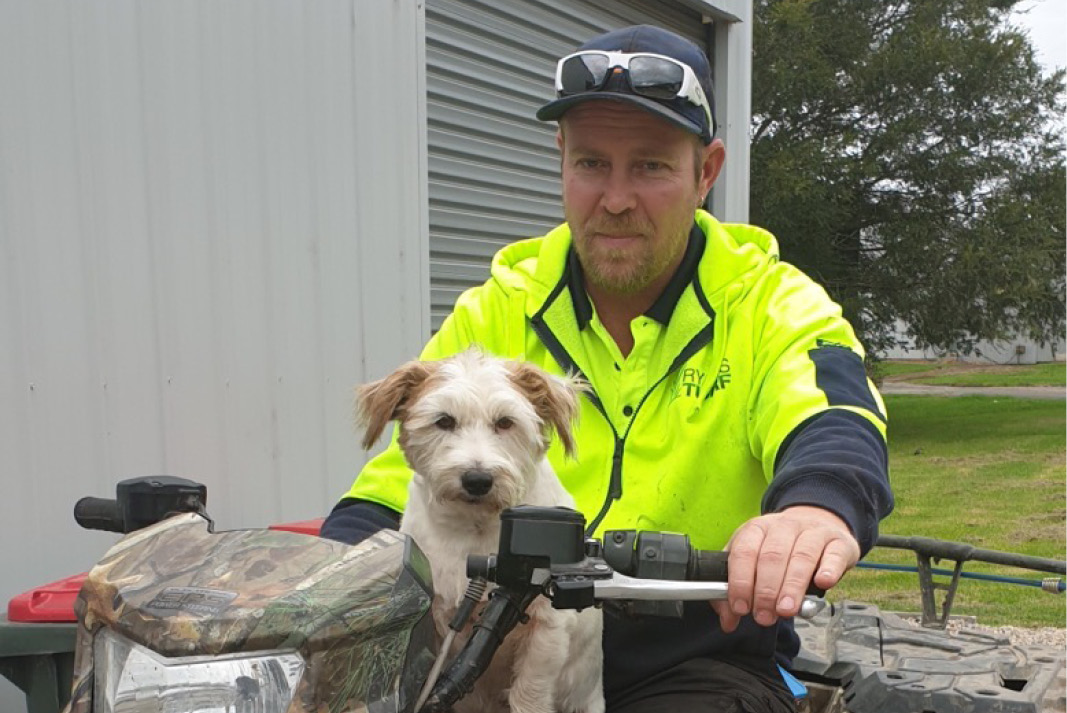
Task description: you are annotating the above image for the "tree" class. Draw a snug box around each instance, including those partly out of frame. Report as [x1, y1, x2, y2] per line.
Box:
[749, 0, 1066, 356]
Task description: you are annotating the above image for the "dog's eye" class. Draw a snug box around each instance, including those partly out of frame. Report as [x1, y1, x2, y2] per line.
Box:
[435, 414, 456, 431]
[494, 416, 514, 432]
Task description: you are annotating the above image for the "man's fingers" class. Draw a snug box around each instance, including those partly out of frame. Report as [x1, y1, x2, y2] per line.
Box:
[710, 599, 741, 633]
[725, 521, 768, 618]
[774, 528, 826, 617]
[751, 523, 801, 626]
[812, 535, 861, 590]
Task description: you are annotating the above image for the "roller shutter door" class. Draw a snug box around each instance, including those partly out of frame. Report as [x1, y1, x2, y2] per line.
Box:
[425, 0, 710, 330]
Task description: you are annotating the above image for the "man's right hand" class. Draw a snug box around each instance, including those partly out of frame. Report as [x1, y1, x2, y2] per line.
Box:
[710, 505, 859, 632]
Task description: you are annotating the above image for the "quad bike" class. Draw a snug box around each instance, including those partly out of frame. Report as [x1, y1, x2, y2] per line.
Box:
[53, 476, 825, 713]
[5, 475, 1065, 713]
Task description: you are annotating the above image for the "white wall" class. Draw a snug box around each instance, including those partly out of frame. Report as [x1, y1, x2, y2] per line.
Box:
[708, 0, 753, 223]
[0, 1, 758, 709]
[881, 321, 1063, 364]
[0, 0, 429, 678]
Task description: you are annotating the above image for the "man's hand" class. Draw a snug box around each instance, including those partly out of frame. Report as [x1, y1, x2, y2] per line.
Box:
[710, 506, 860, 632]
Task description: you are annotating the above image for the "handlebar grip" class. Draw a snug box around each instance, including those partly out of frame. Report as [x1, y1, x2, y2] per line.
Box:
[689, 549, 729, 581]
[689, 549, 827, 597]
[74, 497, 124, 533]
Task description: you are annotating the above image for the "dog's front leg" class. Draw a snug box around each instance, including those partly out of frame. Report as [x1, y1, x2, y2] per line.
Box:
[507, 610, 569, 713]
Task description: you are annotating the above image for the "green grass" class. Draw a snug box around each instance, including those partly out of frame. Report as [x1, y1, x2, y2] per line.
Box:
[831, 395, 1067, 627]
[917, 362, 1066, 387]
[876, 360, 1066, 387]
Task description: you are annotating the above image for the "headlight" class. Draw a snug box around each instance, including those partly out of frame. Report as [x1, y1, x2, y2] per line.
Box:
[94, 629, 305, 713]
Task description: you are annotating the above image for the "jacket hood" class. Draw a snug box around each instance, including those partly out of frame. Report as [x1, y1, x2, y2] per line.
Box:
[487, 210, 781, 315]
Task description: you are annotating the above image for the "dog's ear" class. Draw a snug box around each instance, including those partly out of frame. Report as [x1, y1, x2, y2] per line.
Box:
[507, 362, 586, 459]
[355, 360, 437, 450]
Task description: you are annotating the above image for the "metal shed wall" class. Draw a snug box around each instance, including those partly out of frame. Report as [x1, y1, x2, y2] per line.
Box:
[425, 0, 717, 330]
[0, 0, 428, 627]
[2, 1, 753, 708]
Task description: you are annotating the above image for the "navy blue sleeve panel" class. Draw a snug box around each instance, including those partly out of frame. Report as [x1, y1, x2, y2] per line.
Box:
[318, 498, 401, 545]
[763, 409, 893, 555]
[809, 343, 886, 422]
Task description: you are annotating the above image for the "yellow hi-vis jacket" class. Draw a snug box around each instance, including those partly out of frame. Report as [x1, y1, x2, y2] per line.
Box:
[341, 210, 892, 553]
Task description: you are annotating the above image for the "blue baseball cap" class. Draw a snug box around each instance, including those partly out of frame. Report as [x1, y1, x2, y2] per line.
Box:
[537, 25, 717, 143]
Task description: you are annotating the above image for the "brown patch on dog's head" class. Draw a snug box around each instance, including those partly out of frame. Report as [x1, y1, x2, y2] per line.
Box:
[355, 360, 440, 449]
[505, 361, 585, 459]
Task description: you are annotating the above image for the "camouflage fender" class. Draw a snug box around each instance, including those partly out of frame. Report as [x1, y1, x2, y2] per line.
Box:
[63, 513, 434, 713]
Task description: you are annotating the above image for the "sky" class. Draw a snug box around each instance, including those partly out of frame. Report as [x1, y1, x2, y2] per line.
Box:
[1010, 0, 1066, 73]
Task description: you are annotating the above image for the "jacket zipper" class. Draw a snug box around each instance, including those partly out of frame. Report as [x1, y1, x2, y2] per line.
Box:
[531, 313, 716, 536]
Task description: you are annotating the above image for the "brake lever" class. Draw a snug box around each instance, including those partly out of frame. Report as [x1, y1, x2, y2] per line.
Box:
[591, 572, 827, 619]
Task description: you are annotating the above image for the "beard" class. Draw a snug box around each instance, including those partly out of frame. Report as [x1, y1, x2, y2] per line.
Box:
[571, 215, 689, 296]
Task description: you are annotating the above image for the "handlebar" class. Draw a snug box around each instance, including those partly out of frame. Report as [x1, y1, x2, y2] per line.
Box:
[420, 507, 828, 713]
[689, 548, 826, 597]
[73, 476, 208, 534]
[73, 496, 125, 533]
[689, 548, 729, 581]
[603, 529, 826, 597]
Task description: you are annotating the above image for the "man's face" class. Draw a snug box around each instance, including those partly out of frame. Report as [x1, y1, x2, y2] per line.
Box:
[558, 101, 721, 296]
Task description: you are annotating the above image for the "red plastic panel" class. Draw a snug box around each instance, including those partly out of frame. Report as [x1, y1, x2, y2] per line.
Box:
[7, 573, 87, 622]
[268, 517, 324, 536]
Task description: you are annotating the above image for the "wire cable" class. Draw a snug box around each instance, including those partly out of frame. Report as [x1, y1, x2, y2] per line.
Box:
[414, 577, 489, 712]
[857, 561, 1066, 592]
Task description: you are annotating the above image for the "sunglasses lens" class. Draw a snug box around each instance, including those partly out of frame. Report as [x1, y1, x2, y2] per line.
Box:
[559, 53, 610, 94]
[628, 56, 685, 100]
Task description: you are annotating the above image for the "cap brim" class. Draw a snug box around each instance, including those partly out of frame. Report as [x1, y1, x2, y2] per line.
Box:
[536, 93, 705, 139]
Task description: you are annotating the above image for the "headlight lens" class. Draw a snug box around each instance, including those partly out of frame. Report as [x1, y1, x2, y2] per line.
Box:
[94, 629, 305, 713]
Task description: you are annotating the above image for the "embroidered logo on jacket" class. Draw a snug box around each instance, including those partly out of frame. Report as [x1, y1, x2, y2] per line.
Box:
[705, 358, 732, 400]
[674, 359, 731, 401]
[679, 367, 706, 398]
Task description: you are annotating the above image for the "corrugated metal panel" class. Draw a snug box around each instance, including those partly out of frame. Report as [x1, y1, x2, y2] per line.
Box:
[426, 0, 710, 329]
[0, 0, 427, 630]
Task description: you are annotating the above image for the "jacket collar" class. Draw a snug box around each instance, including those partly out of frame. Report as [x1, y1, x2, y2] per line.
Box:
[509, 210, 780, 323]
[528, 215, 724, 392]
[566, 223, 705, 330]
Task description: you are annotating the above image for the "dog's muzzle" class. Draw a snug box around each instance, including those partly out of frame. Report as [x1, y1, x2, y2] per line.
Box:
[460, 470, 494, 497]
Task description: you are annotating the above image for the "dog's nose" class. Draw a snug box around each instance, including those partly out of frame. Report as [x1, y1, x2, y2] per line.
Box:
[461, 470, 494, 496]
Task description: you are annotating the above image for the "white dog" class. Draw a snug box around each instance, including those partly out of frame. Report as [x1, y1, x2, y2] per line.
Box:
[357, 349, 604, 713]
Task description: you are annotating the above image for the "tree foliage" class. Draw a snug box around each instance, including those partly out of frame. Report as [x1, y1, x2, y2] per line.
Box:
[750, 0, 1066, 355]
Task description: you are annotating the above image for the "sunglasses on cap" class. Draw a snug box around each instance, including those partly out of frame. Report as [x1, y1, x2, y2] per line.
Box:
[554, 50, 714, 132]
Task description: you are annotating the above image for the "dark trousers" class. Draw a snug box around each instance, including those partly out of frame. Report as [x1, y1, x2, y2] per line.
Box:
[607, 657, 797, 713]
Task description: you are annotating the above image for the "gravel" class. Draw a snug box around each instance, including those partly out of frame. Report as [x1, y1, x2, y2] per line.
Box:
[900, 615, 1067, 648]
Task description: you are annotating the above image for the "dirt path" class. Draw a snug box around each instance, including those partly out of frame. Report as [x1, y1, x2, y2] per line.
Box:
[880, 382, 1066, 399]
[876, 361, 1065, 399]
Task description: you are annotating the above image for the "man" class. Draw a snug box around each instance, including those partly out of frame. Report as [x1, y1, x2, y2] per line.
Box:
[322, 24, 893, 712]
